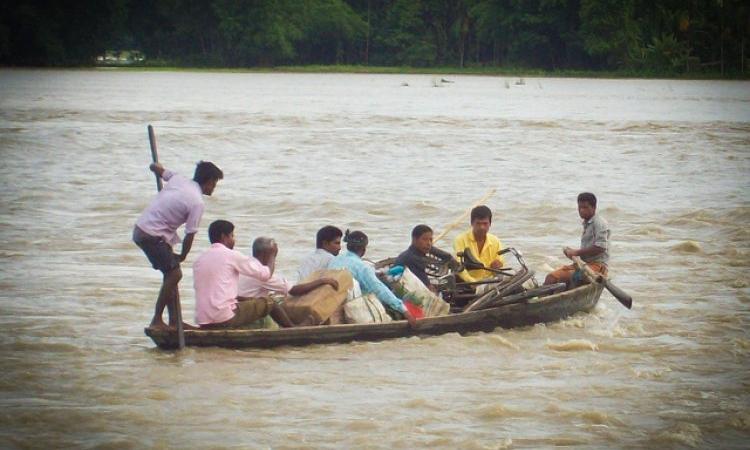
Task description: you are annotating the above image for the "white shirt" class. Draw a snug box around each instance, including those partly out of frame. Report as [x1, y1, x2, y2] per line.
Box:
[296, 248, 335, 282]
[135, 170, 204, 245]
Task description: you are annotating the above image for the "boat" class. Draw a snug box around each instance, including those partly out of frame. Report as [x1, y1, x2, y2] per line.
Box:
[144, 280, 604, 350]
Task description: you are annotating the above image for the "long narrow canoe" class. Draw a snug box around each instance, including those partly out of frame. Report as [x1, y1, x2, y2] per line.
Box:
[144, 281, 604, 350]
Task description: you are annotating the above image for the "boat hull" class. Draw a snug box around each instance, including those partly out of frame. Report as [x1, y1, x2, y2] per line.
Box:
[145, 282, 604, 349]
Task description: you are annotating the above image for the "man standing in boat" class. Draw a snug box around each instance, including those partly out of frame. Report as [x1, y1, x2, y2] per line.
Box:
[296, 225, 343, 281]
[133, 161, 223, 331]
[453, 205, 505, 282]
[395, 224, 456, 292]
[328, 230, 418, 328]
[193, 220, 299, 329]
[544, 192, 609, 286]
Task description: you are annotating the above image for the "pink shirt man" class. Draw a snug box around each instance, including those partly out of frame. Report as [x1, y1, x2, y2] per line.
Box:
[136, 170, 204, 245]
[193, 243, 272, 325]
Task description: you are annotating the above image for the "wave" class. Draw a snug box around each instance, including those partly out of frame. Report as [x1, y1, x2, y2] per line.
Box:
[546, 339, 598, 352]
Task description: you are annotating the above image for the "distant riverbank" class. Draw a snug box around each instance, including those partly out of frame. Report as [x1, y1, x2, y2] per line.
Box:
[6, 64, 746, 80]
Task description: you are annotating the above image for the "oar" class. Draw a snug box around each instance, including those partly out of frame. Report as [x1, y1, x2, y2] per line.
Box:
[432, 188, 496, 245]
[571, 256, 632, 309]
[147, 124, 185, 349]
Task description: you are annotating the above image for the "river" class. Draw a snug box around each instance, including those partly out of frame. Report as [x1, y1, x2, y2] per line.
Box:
[0, 69, 748, 448]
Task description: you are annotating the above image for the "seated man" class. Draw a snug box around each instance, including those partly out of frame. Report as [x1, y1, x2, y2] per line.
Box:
[544, 192, 609, 286]
[193, 220, 298, 329]
[328, 230, 418, 328]
[453, 205, 505, 282]
[394, 224, 455, 291]
[240, 237, 339, 298]
[296, 225, 343, 281]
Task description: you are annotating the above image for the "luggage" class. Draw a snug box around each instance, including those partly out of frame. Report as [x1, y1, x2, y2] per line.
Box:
[282, 269, 352, 325]
[343, 292, 393, 324]
[391, 267, 450, 317]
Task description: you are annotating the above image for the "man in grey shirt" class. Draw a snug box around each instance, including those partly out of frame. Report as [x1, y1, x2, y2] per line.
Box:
[544, 192, 610, 286]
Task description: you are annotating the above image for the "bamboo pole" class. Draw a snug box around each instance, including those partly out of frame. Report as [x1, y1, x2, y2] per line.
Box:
[432, 188, 496, 245]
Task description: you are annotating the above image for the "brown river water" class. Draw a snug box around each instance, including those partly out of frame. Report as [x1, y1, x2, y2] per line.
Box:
[0, 70, 749, 449]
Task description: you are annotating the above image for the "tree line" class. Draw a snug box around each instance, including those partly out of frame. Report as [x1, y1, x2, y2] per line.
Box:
[1, 0, 748, 75]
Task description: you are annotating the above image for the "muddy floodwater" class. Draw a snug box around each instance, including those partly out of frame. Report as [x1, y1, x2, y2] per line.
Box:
[0, 70, 748, 448]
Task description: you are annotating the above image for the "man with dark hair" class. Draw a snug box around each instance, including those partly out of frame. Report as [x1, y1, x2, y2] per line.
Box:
[240, 237, 339, 299]
[193, 220, 298, 329]
[328, 230, 418, 328]
[296, 225, 343, 281]
[452, 205, 505, 282]
[544, 192, 610, 286]
[394, 224, 455, 290]
[133, 161, 223, 330]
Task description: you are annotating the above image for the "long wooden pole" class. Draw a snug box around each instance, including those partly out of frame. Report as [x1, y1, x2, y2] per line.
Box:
[571, 255, 632, 309]
[432, 188, 496, 245]
[147, 125, 185, 349]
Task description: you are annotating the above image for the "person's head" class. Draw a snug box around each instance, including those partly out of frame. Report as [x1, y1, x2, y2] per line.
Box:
[208, 220, 235, 248]
[344, 229, 368, 257]
[316, 225, 343, 256]
[193, 161, 224, 196]
[411, 224, 433, 254]
[252, 237, 278, 265]
[577, 192, 597, 221]
[470, 205, 493, 239]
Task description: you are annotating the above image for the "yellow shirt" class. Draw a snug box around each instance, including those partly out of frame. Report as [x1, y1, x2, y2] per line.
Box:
[453, 229, 505, 282]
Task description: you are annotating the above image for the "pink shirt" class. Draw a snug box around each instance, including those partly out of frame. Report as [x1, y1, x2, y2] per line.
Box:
[193, 243, 272, 325]
[135, 170, 205, 245]
[238, 272, 293, 298]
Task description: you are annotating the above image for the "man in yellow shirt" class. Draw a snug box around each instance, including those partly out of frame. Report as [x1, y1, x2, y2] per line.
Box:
[453, 205, 505, 282]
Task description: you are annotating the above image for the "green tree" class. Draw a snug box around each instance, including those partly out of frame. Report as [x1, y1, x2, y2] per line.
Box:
[579, 0, 641, 67]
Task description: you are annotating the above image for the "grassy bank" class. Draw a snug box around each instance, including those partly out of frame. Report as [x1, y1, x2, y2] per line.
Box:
[21, 63, 749, 80]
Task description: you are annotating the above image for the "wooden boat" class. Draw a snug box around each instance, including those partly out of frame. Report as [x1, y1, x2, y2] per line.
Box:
[144, 281, 604, 350]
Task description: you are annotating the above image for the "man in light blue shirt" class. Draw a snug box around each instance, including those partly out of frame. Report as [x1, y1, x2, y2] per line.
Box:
[329, 230, 418, 328]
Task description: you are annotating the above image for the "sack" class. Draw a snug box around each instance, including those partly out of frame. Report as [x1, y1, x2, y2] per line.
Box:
[391, 267, 450, 317]
[282, 269, 353, 325]
[343, 292, 393, 324]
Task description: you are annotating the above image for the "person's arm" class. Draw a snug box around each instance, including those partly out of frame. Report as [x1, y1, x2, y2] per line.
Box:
[564, 245, 605, 258]
[289, 278, 339, 296]
[362, 267, 406, 313]
[488, 236, 504, 269]
[149, 163, 174, 181]
[177, 232, 195, 262]
[236, 254, 272, 281]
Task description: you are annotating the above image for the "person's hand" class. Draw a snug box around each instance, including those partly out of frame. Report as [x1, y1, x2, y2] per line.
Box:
[403, 310, 418, 329]
[563, 247, 577, 259]
[321, 278, 339, 291]
[149, 162, 163, 174]
[490, 259, 502, 270]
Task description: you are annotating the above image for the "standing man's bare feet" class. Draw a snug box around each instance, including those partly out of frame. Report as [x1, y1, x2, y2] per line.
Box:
[148, 320, 169, 331]
[168, 322, 199, 331]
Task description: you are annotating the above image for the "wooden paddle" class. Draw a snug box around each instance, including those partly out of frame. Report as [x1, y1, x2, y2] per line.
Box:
[147, 124, 186, 349]
[432, 188, 496, 245]
[571, 255, 632, 309]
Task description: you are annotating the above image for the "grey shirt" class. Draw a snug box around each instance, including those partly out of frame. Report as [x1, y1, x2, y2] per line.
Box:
[581, 213, 610, 264]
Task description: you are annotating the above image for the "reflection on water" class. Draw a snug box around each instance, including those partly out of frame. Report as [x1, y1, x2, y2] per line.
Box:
[0, 70, 748, 448]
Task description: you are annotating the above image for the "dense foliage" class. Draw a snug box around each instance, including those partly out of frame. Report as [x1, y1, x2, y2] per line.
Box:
[1, 0, 748, 74]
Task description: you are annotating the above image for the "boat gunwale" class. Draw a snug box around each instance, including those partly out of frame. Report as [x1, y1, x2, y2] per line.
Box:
[144, 281, 604, 349]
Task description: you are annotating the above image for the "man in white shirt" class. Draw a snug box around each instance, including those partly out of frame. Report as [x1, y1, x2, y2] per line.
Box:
[296, 225, 343, 281]
[133, 161, 223, 330]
